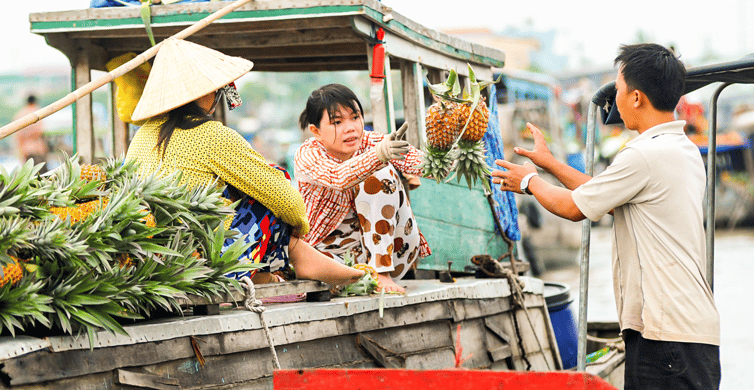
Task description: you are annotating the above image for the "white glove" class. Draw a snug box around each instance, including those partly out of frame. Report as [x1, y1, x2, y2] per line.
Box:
[375, 123, 410, 162]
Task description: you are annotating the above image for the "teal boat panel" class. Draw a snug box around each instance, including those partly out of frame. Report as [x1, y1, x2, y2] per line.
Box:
[411, 178, 511, 272]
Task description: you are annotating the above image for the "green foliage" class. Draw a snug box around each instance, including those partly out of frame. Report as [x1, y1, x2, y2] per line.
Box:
[0, 155, 255, 341]
[333, 253, 378, 297]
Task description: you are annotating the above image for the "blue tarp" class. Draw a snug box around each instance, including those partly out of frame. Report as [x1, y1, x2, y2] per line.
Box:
[484, 84, 521, 241]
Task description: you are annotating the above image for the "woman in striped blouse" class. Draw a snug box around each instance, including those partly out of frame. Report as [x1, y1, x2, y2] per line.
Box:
[295, 84, 432, 293]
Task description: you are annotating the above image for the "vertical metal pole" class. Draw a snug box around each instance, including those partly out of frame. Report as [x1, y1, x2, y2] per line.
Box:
[576, 102, 598, 371]
[706, 83, 730, 291]
[71, 68, 77, 155]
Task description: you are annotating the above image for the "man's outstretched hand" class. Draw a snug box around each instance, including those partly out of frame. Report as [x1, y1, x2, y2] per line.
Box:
[514, 122, 556, 170]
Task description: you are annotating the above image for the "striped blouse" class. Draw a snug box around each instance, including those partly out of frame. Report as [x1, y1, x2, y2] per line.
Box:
[294, 131, 430, 257]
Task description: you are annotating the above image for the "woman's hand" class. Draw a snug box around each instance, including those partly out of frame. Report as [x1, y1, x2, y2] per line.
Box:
[375, 123, 410, 162]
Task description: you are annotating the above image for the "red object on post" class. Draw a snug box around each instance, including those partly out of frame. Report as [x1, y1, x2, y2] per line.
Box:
[274, 369, 619, 390]
[370, 28, 386, 79]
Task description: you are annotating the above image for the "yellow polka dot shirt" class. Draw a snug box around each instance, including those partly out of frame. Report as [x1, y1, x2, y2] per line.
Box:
[125, 117, 309, 235]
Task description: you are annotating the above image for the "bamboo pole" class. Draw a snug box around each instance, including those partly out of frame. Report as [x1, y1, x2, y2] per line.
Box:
[0, 0, 253, 140]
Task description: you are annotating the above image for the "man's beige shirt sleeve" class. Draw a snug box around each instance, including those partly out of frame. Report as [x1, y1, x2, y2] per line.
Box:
[572, 147, 650, 222]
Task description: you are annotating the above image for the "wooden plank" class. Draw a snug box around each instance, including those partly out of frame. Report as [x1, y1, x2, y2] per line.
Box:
[353, 17, 495, 80]
[400, 59, 425, 148]
[402, 347, 456, 369]
[95, 27, 363, 54]
[1, 336, 196, 386]
[30, 0, 365, 23]
[178, 280, 329, 306]
[453, 318, 493, 369]
[194, 42, 367, 60]
[116, 369, 181, 390]
[484, 316, 513, 363]
[384, 53, 397, 134]
[361, 321, 453, 354]
[242, 59, 369, 72]
[61, 16, 356, 39]
[348, 300, 452, 334]
[74, 40, 94, 164]
[357, 334, 404, 368]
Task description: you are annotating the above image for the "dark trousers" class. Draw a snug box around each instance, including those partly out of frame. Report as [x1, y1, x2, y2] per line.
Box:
[623, 329, 721, 390]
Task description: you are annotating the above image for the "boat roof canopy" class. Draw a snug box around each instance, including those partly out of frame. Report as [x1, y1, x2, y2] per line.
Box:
[29, 0, 504, 78]
[592, 54, 754, 125]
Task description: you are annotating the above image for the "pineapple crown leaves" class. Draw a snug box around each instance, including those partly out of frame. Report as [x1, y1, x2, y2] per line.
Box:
[457, 64, 502, 141]
[0, 216, 33, 265]
[43, 266, 133, 338]
[0, 159, 54, 219]
[420, 145, 458, 183]
[444, 140, 492, 192]
[46, 154, 108, 201]
[21, 218, 89, 264]
[427, 68, 462, 101]
[197, 227, 262, 298]
[334, 252, 379, 297]
[0, 278, 53, 337]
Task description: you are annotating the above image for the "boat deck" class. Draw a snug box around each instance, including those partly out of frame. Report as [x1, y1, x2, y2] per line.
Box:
[0, 277, 562, 389]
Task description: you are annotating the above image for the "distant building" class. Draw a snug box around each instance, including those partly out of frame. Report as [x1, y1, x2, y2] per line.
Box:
[442, 27, 568, 74]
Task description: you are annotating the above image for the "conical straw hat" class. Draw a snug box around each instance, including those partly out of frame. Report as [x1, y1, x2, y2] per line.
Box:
[131, 37, 253, 121]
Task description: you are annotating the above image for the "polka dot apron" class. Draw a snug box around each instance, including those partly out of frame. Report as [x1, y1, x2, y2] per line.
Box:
[315, 165, 421, 280]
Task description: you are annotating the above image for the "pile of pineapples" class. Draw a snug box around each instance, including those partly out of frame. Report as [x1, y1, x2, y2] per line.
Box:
[0, 156, 257, 340]
[422, 65, 498, 191]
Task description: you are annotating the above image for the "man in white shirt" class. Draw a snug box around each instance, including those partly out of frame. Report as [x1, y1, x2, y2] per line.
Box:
[492, 43, 720, 389]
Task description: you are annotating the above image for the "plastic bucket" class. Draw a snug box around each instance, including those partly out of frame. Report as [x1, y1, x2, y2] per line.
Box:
[566, 153, 585, 173]
[544, 282, 578, 369]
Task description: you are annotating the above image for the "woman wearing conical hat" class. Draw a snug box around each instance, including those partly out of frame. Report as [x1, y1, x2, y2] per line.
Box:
[126, 37, 365, 287]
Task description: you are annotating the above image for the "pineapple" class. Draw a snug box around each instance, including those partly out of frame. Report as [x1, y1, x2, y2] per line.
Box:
[458, 97, 491, 142]
[0, 256, 25, 288]
[80, 164, 107, 182]
[422, 70, 463, 181]
[0, 155, 257, 339]
[448, 65, 499, 191]
[422, 65, 498, 190]
[117, 253, 135, 269]
[49, 197, 109, 225]
[426, 99, 462, 150]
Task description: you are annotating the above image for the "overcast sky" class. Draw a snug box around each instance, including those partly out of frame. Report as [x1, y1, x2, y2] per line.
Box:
[4, 0, 753, 75]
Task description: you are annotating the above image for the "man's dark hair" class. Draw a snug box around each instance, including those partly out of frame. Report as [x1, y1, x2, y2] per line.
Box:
[27, 95, 37, 105]
[299, 84, 363, 131]
[614, 43, 686, 111]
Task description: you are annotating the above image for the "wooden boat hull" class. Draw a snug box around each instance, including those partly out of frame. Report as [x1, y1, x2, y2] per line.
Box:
[0, 278, 563, 389]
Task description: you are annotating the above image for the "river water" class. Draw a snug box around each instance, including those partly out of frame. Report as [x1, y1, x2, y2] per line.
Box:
[540, 225, 754, 389]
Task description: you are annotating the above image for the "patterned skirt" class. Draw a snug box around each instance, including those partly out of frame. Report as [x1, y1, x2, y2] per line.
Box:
[222, 168, 292, 279]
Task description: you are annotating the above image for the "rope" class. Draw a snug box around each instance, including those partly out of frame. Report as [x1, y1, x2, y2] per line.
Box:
[508, 292, 531, 370]
[240, 276, 281, 370]
[502, 268, 553, 371]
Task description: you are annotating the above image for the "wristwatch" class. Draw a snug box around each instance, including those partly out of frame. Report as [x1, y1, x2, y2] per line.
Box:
[520, 172, 539, 195]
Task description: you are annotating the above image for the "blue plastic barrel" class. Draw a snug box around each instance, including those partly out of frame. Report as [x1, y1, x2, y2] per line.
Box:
[566, 153, 586, 173]
[544, 282, 578, 369]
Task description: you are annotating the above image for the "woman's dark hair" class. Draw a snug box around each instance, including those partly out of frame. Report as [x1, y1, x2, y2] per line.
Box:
[156, 101, 214, 158]
[614, 43, 686, 112]
[298, 84, 363, 131]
